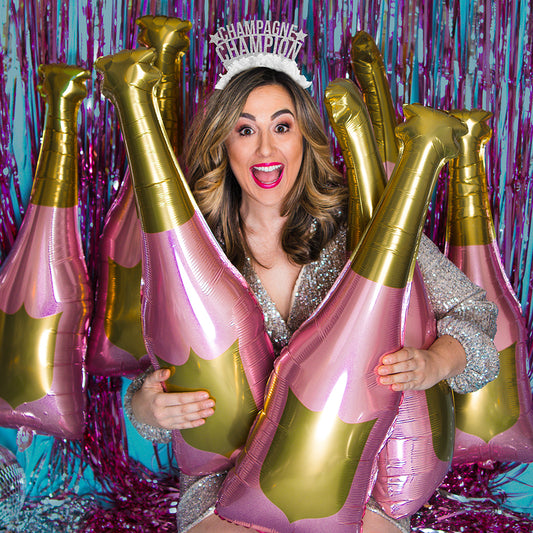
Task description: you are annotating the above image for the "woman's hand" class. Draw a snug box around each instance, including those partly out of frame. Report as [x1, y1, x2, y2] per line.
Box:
[376, 334, 467, 391]
[131, 368, 215, 430]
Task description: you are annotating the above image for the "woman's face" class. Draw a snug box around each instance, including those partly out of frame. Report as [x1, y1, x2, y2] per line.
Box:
[225, 84, 304, 213]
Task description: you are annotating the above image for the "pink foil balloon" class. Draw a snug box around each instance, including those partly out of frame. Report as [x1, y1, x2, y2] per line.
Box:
[95, 48, 275, 475]
[446, 110, 533, 464]
[372, 278, 454, 518]
[86, 169, 148, 376]
[0, 65, 92, 440]
[216, 105, 467, 532]
[324, 77, 454, 519]
[87, 16, 191, 377]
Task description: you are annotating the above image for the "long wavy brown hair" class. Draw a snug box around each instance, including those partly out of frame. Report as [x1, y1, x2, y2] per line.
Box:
[185, 67, 347, 269]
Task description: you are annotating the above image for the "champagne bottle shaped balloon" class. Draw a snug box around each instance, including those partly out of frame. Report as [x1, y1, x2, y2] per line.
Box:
[351, 31, 399, 176]
[446, 109, 533, 463]
[217, 105, 466, 532]
[347, 32, 437, 354]
[0, 64, 92, 440]
[87, 16, 191, 377]
[351, 34, 456, 514]
[95, 49, 274, 475]
[325, 78, 454, 519]
[350, 35, 456, 513]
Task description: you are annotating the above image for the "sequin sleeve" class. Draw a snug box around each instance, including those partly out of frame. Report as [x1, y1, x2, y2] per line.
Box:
[123, 367, 172, 444]
[417, 234, 499, 393]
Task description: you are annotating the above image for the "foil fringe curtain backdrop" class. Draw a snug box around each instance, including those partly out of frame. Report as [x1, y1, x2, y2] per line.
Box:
[1, 2, 533, 531]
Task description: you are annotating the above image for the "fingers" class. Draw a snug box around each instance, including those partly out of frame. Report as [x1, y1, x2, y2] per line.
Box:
[136, 368, 217, 430]
[377, 345, 449, 391]
[379, 349, 417, 374]
[163, 398, 216, 430]
[376, 347, 424, 391]
[377, 370, 413, 391]
[151, 388, 216, 430]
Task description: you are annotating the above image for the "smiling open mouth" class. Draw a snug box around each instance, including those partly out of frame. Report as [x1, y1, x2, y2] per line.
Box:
[250, 163, 284, 189]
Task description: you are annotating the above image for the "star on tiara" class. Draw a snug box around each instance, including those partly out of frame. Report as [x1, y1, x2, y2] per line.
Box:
[210, 20, 312, 90]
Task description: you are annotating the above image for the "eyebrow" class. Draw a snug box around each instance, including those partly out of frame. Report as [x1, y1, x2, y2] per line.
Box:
[239, 108, 295, 121]
[272, 109, 295, 120]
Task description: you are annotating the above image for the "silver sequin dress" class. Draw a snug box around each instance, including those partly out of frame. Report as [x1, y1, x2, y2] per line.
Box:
[124, 226, 499, 532]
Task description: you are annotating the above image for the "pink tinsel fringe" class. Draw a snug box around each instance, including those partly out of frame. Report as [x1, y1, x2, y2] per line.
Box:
[79, 376, 180, 532]
[412, 462, 533, 532]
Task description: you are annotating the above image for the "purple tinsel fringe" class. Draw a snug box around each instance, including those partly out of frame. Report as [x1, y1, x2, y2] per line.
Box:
[79, 377, 180, 532]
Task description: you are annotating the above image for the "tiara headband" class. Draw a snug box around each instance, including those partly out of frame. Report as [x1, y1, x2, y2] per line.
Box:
[210, 20, 312, 90]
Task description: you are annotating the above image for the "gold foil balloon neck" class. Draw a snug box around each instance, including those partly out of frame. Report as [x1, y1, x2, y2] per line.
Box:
[135, 15, 191, 156]
[451, 109, 492, 137]
[351, 30, 378, 63]
[351, 104, 467, 288]
[38, 64, 90, 134]
[450, 109, 493, 167]
[136, 16, 192, 61]
[96, 48, 195, 233]
[350, 31, 399, 166]
[324, 77, 386, 252]
[447, 109, 495, 247]
[324, 78, 366, 124]
[399, 104, 468, 159]
[31, 64, 89, 208]
[95, 48, 161, 101]
[38, 64, 90, 102]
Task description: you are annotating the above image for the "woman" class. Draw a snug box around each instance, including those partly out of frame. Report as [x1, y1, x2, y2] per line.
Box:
[127, 66, 499, 532]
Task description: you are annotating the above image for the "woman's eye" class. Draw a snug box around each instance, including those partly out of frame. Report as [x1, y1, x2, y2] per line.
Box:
[238, 126, 254, 136]
[275, 123, 289, 133]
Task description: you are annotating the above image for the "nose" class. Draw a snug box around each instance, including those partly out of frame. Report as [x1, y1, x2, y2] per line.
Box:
[256, 131, 274, 158]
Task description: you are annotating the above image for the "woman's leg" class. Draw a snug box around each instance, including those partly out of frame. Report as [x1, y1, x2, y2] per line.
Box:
[362, 508, 410, 533]
[188, 512, 256, 532]
[189, 508, 409, 532]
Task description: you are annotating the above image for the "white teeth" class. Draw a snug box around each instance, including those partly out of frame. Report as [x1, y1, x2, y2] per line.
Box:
[253, 164, 282, 172]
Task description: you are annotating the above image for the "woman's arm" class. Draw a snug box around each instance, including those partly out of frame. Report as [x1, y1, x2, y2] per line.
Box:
[377, 234, 499, 393]
[377, 334, 466, 391]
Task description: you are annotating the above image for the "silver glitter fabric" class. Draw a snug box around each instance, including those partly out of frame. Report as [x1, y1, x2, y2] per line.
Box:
[241, 225, 349, 355]
[176, 471, 227, 532]
[0, 446, 25, 528]
[417, 234, 499, 393]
